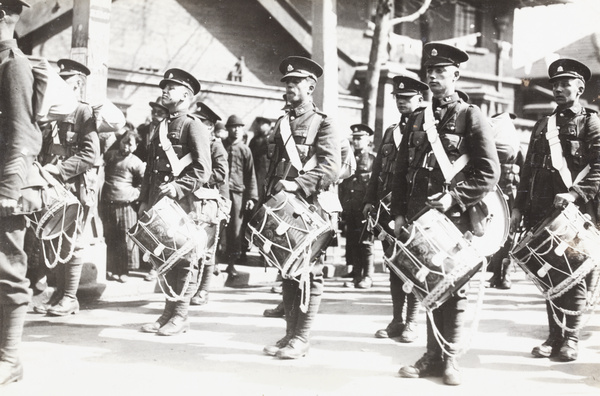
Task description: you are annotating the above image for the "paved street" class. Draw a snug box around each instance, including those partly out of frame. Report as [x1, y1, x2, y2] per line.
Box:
[4, 264, 600, 396]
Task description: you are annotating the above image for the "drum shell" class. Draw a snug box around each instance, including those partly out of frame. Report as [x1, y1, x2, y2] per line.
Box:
[386, 209, 484, 309]
[246, 191, 334, 278]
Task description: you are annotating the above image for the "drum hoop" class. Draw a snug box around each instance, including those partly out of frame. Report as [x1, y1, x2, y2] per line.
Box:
[281, 225, 333, 279]
[35, 200, 82, 240]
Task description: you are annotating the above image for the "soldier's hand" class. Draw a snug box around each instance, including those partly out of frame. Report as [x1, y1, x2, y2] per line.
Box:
[137, 201, 149, 217]
[510, 209, 522, 233]
[362, 203, 373, 218]
[0, 198, 18, 217]
[426, 192, 454, 212]
[43, 164, 60, 177]
[245, 199, 255, 212]
[553, 192, 577, 209]
[275, 180, 299, 193]
[393, 215, 407, 238]
[159, 183, 177, 199]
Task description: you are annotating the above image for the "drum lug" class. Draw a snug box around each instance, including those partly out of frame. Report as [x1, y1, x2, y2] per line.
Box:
[537, 262, 552, 278]
[554, 241, 568, 256]
[275, 222, 290, 235]
[402, 281, 414, 294]
[153, 243, 165, 256]
[263, 240, 272, 253]
[416, 266, 430, 283]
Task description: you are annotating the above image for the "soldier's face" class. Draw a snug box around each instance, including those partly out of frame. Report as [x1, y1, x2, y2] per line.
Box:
[150, 106, 168, 124]
[119, 136, 137, 156]
[283, 77, 314, 105]
[161, 82, 188, 108]
[227, 125, 244, 141]
[395, 94, 422, 115]
[426, 65, 459, 97]
[352, 135, 370, 151]
[552, 78, 582, 106]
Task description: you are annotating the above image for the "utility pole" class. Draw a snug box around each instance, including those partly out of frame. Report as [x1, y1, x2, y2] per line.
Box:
[312, 0, 339, 119]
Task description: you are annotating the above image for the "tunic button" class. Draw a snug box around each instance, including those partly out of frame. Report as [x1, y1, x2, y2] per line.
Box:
[166, 164, 170, 168]
[153, 170, 158, 173]
[156, 156, 160, 160]
[164, 176, 169, 182]
[158, 144, 162, 148]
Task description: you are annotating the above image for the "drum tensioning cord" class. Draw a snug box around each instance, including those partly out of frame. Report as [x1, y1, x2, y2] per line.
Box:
[39, 204, 85, 269]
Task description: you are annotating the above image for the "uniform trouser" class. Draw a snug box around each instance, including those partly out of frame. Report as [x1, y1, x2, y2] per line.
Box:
[225, 191, 244, 262]
[196, 223, 219, 295]
[0, 216, 31, 306]
[344, 210, 373, 279]
[163, 259, 199, 318]
[545, 280, 586, 340]
[383, 240, 420, 326]
[426, 293, 468, 358]
[281, 260, 324, 342]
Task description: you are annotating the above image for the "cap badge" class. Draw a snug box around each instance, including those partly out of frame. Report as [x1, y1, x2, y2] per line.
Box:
[431, 48, 438, 56]
[167, 72, 173, 79]
[287, 64, 294, 72]
[557, 66, 564, 72]
[399, 82, 405, 89]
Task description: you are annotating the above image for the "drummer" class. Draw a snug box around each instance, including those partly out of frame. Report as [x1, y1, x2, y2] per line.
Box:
[261, 56, 340, 359]
[391, 42, 500, 386]
[138, 68, 212, 336]
[364, 75, 428, 341]
[510, 58, 600, 362]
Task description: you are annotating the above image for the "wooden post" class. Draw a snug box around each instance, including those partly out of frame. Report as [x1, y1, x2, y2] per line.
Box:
[312, 0, 339, 120]
[71, 0, 111, 105]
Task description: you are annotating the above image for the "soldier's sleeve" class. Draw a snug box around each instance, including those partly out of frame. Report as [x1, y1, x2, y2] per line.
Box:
[364, 128, 390, 205]
[209, 139, 228, 188]
[173, 118, 212, 199]
[514, 119, 544, 212]
[0, 55, 41, 200]
[390, 126, 411, 217]
[571, 112, 600, 202]
[244, 148, 259, 202]
[295, 115, 340, 196]
[56, 105, 101, 182]
[448, 105, 500, 210]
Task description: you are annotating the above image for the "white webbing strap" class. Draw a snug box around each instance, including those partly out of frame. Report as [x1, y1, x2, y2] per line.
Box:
[423, 106, 470, 183]
[157, 119, 192, 176]
[546, 115, 590, 188]
[279, 115, 318, 173]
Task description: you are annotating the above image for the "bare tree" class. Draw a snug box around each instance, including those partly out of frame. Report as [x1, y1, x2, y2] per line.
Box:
[362, 0, 432, 128]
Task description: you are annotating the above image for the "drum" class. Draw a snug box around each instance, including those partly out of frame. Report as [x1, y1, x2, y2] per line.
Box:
[128, 197, 207, 275]
[469, 186, 510, 257]
[510, 203, 600, 300]
[385, 208, 485, 310]
[18, 162, 82, 240]
[246, 191, 334, 279]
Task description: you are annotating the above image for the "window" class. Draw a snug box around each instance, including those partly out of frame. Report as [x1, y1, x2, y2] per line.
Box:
[455, 3, 482, 47]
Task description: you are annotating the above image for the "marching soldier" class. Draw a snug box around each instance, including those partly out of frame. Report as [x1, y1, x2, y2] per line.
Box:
[364, 75, 427, 341]
[511, 58, 600, 362]
[340, 124, 376, 289]
[261, 56, 340, 359]
[138, 68, 212, 336]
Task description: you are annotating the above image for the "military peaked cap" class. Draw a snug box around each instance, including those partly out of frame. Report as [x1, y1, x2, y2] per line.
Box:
[160, 68, 201, 95]
[392, 76, 428, 96]
[57, 59, 90, 77]
[279, 56, 323, 82]
[548, 58, 591, 83]
[0, 0, 30, 8]
[423, 42, 469, 67]
[456, 89, 470, 102]
[148, 96, 168, 112]
[350, 124, 374, 137]
[195, 102, 221, 124]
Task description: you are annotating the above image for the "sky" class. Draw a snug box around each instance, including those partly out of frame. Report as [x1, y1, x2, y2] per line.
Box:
[512, 0, 600, 69]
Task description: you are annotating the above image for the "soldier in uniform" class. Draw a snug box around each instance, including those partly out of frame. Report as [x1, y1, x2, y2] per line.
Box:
[33, 58, 102, 317]
[190, 102, 229, 306]
[134, 97, 169, 163]
[222, 115, 258, 276]
[138, 68, 212, 336]
[261, 56, 340, 359]
[0, 0, 39, 385]
[249, 117, 272, 202]
[511, 58, 600, 362]
[364, 76, 427, 341]
[392, 43, 500, 386]
[340, 124, 376, 289]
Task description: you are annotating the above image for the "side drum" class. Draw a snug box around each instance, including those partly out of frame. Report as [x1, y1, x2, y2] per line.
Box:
[246, 191, 334, 279]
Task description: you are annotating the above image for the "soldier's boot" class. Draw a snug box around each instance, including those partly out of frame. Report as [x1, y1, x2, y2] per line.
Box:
[33, 264, 65, 314]
[0, 304, 27, 385]
[558, 314, 581, 362]
[191, 264, 212, 306]
[264, 280, 297, 355]
[498, 258, 512, 290]
[443, 356, 461, 386]
[47, 260, 82, 316]
[398, 350, 444, 378]
[532, 302, 563, 358]
[263, 301, 285, 318]
[140, 300, 176, 333]
[357, 247, 374, 289]
[276, 285, 321, 360]
[399, 293, 420, 343]
[157, 272, 196, 336]
[376, 273, 406, 338]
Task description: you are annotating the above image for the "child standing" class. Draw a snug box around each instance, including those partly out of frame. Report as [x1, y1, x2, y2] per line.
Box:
[101, 130, 146, 282]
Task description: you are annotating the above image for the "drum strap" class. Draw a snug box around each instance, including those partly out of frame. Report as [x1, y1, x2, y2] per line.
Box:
[279, 114, 323, 174]
[546, 115, 590, 188]
[158, 119, 193, 177]
[393, 123, 401, 148]
[423, 106, 470, 183]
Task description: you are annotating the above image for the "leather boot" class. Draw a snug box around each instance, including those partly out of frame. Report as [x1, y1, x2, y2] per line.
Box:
[263, 334, 293, 356]
[157, 265, 196, 336]
[398, 351, 444, 378]
[443, 356, 461, 386]
[48, 261, 82, 316]
[277, 286, 321, 359]
[357, 245, 374, 289]
[399, 293, 420, 342]
[532, 302, 562, 358]
[558, 312, 581, 362]
[498, 258, 512, 290]
[0, 304, 27, 385]
[33, 264, 65, 314]
[263, 302, 285, 318]
[375, 321, 404, 339]
[275, 337, 309, 359]
[140, 300, 175, 333]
